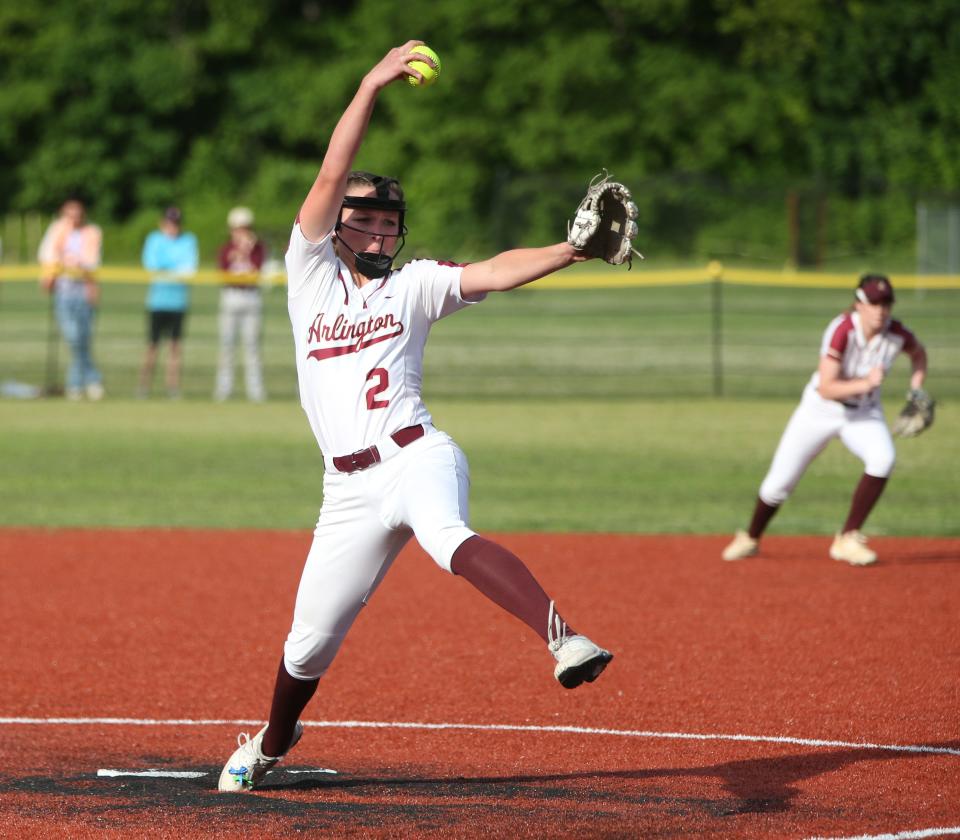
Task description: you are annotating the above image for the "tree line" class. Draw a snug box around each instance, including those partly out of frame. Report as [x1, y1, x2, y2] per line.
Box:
[1, 0, 958, 264]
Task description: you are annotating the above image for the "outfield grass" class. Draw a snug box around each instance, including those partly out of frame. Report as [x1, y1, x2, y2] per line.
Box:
[1, 397, 955, 536]
[3, 280, 957, 536]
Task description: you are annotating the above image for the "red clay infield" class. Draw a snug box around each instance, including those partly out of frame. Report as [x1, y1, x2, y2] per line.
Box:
[0, 529, 958, 838]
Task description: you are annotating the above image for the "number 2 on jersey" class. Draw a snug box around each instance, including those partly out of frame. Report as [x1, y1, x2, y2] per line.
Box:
[365, 368, 389, 409]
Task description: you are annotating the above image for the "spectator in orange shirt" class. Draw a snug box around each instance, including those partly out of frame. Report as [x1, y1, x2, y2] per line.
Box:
[37, 198, 105, 400]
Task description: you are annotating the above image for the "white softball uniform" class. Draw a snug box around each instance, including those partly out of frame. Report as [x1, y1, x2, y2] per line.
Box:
[282, 222, 484, 680]
[758, 311, 918, 507]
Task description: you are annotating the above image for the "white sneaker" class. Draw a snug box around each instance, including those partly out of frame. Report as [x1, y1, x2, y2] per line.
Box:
[217, 722, 303, 793]
[722, 529, 759, 561]
[66, 387, 83, 402]
[546, 602, 613, 689]
[829, 531, 877, 566]
[86, 383, 105, 401]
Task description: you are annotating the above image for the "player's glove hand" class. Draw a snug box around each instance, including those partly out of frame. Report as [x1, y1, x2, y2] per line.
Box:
[891, 388, 936, 438]
[567, 171, 643, 268]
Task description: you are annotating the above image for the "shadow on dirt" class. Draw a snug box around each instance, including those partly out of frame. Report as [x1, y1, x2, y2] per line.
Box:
[270, 738, 960, 816]
[8, 740, 957, 826]
[888, 549, 960, 565]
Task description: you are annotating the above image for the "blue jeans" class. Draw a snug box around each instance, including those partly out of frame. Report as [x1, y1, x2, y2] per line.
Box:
[55, 285, 101, 390]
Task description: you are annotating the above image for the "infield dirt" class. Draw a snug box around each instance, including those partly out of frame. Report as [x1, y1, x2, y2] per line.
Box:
[1, 529, 958, 838]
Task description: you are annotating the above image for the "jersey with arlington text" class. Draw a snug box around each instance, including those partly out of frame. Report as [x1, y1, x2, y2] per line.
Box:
[286, 222, 481, 457]
[809, 311, 917, 407]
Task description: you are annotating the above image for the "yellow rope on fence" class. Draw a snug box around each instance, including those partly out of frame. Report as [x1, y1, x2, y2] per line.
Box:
[0, 264, 271, 286]
[2, 262, 959, 289]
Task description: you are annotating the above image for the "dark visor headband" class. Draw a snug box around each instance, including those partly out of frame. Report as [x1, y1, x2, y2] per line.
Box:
[341, 173, 405, 212]
[340, 195, 406, 212]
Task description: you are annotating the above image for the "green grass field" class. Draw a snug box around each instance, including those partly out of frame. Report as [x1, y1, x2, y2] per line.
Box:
[1, 397, 955, 535]
[2, 280, 956, 536]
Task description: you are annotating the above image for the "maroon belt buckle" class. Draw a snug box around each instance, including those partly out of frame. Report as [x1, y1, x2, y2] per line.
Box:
[336, 445, 380, 473]
[356, 446, 380, 471]
[333, 425, 423, 474]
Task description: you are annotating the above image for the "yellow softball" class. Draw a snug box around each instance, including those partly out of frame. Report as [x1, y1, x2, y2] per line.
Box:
[407, 46, 441, 87]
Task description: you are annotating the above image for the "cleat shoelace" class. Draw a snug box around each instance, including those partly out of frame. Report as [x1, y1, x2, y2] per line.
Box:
[228, 732, 255, 786]
[546, 600, 567, 653]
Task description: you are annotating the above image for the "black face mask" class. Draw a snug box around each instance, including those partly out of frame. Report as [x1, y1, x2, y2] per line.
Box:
[348, 245, 395, 279]
[335, 223, 405, 280]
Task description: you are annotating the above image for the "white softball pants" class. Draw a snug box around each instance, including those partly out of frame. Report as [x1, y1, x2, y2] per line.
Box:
[758, 384, 896, 507]
[214, 287, 265, 402]
[283, 429, 477, 680]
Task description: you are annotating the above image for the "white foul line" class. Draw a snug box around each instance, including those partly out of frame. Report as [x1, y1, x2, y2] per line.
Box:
[1, 716, 958, 757]
[96, 768, 337, 779]
[806, 828, 960, 840]
[98, 769, 207, 779]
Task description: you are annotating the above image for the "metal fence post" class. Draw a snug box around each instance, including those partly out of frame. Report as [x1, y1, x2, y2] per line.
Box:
[708, 260, 724, 397]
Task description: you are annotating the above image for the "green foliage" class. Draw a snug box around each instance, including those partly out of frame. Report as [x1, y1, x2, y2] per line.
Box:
[1, 0, 959, 261]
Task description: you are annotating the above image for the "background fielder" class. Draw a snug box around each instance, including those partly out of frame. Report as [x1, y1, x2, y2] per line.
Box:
[722, 274, 929, 566]
[217, 41, 615, 793]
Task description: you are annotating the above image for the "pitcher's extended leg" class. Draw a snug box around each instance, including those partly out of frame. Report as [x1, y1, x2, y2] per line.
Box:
[451, 535, 561, 641]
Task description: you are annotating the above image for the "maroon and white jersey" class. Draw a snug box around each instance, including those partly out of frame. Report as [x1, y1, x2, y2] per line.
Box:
[809, 311, 917, 407]
[286, 223, 481, 457]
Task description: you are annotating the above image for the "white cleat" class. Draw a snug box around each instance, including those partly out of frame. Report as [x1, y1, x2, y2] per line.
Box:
[217, 721, 303, 793]
[546, 602, 613, 689]
[722, 529, 760, 561]
[829, 530, 877, 566]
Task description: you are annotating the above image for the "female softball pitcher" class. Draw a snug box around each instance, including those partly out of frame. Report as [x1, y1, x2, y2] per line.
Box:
[218, 41, 613, 792]
[722, 273, 929, 567]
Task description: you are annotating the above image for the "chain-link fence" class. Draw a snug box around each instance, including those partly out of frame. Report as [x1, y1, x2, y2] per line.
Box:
[2, 271, 957, 403]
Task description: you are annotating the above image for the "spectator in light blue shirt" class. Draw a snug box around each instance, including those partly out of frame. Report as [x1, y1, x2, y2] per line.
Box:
[137, 206, 199, 398]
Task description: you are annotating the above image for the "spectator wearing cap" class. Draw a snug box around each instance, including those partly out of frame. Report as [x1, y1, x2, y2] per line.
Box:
[138, 206, 199, 399]
[213, 207, 267, 402]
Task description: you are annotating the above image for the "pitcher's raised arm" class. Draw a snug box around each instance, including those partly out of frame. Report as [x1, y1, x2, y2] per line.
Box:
[297, 41, 434, 242]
